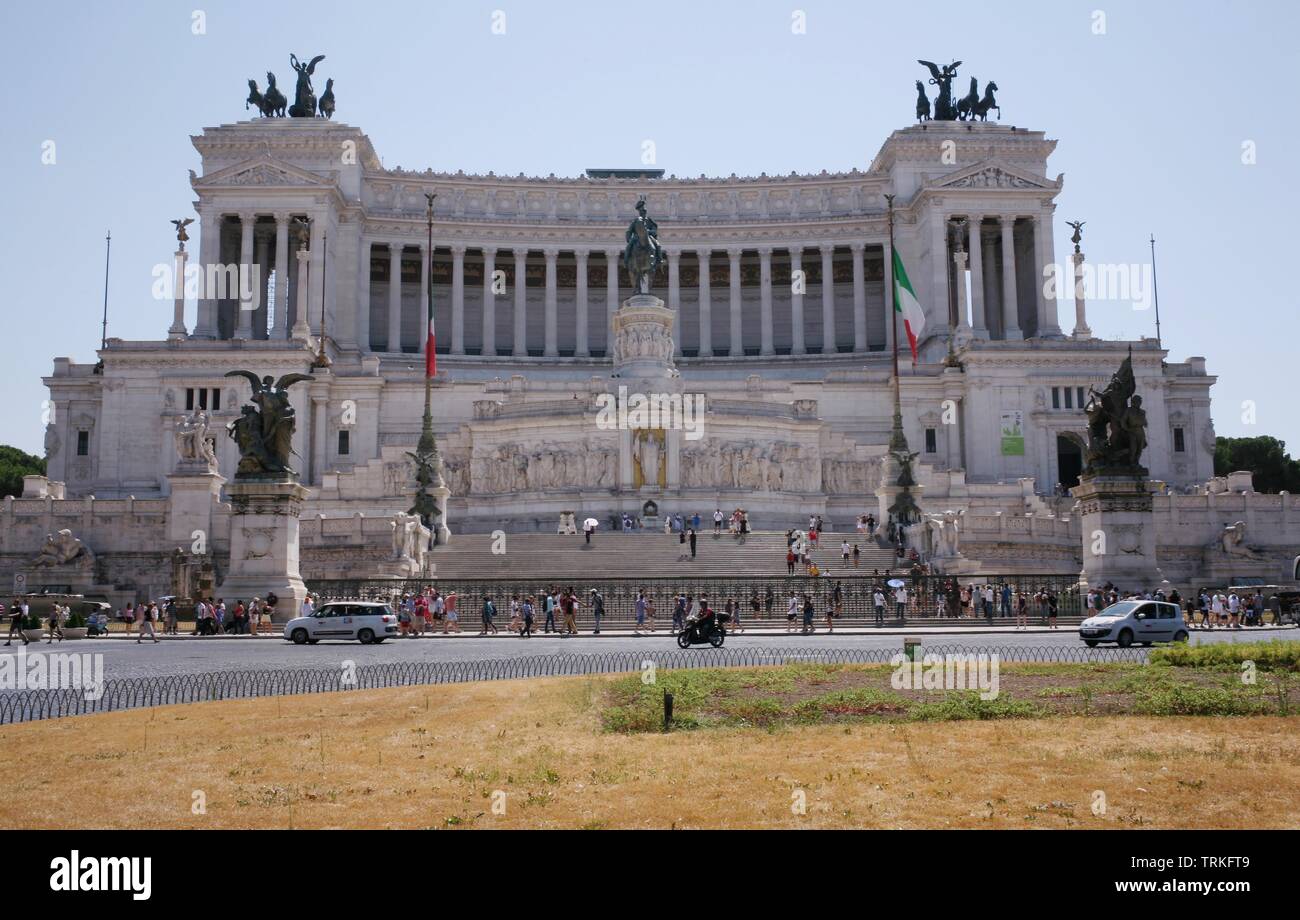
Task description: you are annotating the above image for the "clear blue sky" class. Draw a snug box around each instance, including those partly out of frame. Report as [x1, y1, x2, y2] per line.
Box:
[1, 0, 1295, 459]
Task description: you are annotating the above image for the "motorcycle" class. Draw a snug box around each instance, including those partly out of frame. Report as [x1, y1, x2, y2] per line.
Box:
[676, 611, 731, 649]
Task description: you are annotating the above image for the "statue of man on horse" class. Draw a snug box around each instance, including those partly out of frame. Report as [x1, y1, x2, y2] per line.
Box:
[623, 198, 664, 295]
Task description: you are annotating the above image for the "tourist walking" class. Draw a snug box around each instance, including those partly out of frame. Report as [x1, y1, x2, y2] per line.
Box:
[894, 584, 908, 624]
[543, 590, 556, 633]
[801, 594, 815, 634]
[562, 589, 580, 635]
[632, 590, 645, 634]
[444, 591, 460, 633]
[645, 594, 656, 632]
[479, 595, 498, 635]
[593, 589, 607, 634]
[841, 540, 851, 566]
[689, 528, 697, 560]
[521, 596, 534, 638]
[138, 603, 159, 644]
[873, 586, 886, 628]
[5, 599, 27, 646]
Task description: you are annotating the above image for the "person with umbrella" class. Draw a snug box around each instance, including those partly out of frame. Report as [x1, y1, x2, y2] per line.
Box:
[889, 578, 908, 624]
[583, 517, 599, 545]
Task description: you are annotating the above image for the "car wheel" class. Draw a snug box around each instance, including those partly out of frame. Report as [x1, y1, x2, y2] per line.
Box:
[1174, 630, 1189, 643]
[357, 628, 375, 644]
[1084, 640, 1098, 648]
[290, 628, 309, 645]
[1117, 629, 1134, 648]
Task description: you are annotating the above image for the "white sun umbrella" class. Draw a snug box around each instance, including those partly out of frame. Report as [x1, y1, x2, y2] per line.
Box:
[887, 578, 907, 589]
[583, 517, 600, 529]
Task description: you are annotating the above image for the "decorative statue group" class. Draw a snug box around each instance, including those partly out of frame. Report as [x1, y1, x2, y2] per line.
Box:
[224, 371, 313, 479]
[624, 198, 664, 294]
[1083, 352, 1149, 475]
[32, 529, 95, 569]
[246, 54, 336, 119]
[915, 60, 1000, 122]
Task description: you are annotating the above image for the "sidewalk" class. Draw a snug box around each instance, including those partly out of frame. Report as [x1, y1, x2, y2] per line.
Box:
[34, 624, 1299, 641]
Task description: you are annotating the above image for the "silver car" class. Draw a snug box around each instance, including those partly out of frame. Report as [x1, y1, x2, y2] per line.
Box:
[284, 601, 398, 645]
[1079, 600, 1190, 647]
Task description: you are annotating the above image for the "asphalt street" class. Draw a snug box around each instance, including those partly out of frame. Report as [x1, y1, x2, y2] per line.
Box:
[2, 626, 1293, 681]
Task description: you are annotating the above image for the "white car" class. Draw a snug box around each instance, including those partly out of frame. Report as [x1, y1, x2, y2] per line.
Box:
[284, 601, 398, 645]
[1079, 600, 1190, 648]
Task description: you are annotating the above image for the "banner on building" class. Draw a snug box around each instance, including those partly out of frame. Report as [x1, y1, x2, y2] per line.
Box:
[1000, 410, 1025, 456]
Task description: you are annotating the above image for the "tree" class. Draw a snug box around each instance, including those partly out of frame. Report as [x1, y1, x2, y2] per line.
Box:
[1214, 436, 1300, 494]
[0, 445, 46, 499]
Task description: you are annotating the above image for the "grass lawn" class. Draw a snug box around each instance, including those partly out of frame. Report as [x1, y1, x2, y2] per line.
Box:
[1, 656, 1297, 829]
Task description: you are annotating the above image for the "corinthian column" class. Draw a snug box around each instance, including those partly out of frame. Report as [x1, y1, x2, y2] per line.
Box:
[1000, 217, 1022, 341]
[482, 248, 497, 356]
[574, 249, 589, 357]
[193, 209, 220, 338]
[727, 247, 743, 357]
[605, 247, 620, 354]
[387, 243, 403, 351]
[697, 250, 713, 357]
[820, 244, 835, 354]
[789, 247, 805, 355]
[667, 246, 681, 356]
[235, 212, 256, 339]
[543, 247, 558, 357]
[758, 246, 774, 356]
[273, 213, 290, 339]
[851, 241, 867, 351]
[451, 244, 466, 355]
[512, 249, 528, 357]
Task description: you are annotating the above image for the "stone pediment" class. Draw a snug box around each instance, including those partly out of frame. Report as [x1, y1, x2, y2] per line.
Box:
[930, 160, 1060, 192]
[192, 153, 334, 190]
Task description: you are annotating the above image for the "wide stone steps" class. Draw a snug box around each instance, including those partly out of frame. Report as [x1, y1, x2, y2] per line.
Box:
[430, 531, 901, 579]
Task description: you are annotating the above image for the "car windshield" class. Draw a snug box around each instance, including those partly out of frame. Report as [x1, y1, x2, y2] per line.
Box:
[1097, 601, 1141, 618]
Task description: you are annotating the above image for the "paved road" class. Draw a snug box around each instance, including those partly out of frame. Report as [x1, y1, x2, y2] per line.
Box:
[2, 626, 1293, 682]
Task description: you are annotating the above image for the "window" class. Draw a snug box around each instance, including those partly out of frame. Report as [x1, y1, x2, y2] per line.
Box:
[924, 428, 937, 454]
[185, 388, 194, 411]
[185, 387, 220, 411]
[338, 430, 351, 456]
[1173, 428, 1185, 453]
[1051, 387, 1060, 410]
[76, 431, 89, 456]
[211, 388, 221, 411]
[1063, 388, 1073, 410]
[1077, 387, 1086, 408]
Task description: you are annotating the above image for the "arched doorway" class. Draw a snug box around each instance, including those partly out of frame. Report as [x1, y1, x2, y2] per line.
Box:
[1056, 434, 1084, 492]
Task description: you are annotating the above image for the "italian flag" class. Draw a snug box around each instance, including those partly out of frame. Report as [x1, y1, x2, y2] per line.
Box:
[425, 312, 436, 378]
[893, 247, 925, 364]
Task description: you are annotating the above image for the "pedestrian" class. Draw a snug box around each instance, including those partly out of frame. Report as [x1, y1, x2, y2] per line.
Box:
[543, 590, 556, 633]
[584, 519, 595, 545]
[852, 544, 860, 568]
[674, 594, 687, 633]
[1016, 591, 1028, 630]
[508, 595, 522, 634]
[894, 584, 908, 624]
[786, 591, 799, 632]
[631, 590, 644, 634]
[802, 594, 815, 634]
[479, 595, 498, 635]
[5, 599, 27, 646]
[594, 589, 608, 634]
[764, 586, 775, 619]
[689, 528, 697, 560]
[164, 597, 178, 635]
[645, 594, 657, 632]
[563, 589, 580, 635]
[786, 547, 796, 575]
[138, 602, 159, 644]
[1047, 592, 1059, 629]
[44, 603, 64, 643]
[873, 586, 886, 628]
[714, 508, 723, 534]
[521, 596, 534, 638]
[444, 591, 460, 633]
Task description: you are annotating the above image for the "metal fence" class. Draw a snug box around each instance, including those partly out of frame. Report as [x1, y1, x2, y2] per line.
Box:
[304, 574, 1087, 625]
[0, 644, 1148, 725]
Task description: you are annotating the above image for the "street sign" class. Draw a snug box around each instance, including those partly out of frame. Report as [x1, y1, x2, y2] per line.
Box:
[13, 573, 28, 594]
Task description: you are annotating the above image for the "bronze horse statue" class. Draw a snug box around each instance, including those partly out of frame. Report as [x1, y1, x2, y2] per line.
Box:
[623, 199, 663, 294]
[957, 76, 980, 121]
[974, 81, 1000, 121]
[915, 80, 931, 122]
[245, 79, 264, 115]
[263, 72, 287, 117]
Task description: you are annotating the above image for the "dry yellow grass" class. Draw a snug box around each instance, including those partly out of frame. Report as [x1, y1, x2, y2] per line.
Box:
[2, 674, 1298, 829]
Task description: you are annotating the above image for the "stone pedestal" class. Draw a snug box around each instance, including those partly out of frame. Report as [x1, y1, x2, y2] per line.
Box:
[1073, 474, 1159, 590]
[612, 294, 676, 381]
[166, 468, 225, 547]
[218, 479, 311, 623]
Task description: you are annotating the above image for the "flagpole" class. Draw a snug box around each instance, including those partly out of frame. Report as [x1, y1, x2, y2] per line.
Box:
[409, 192, 444, 545]
[885, 195, 905, 453]
[1149, 233, 1162, 350]
[100, 231, 111, 350]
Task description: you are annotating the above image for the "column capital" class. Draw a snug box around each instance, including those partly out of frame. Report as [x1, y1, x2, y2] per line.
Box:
[273, 210, 293, 224]
[849, 240, 866, 255]
[696, 248, 713, 260]
[573, 248, 590, 263]
[664, 245, 682, 260]
[819, 243, 836, 257]
[604, 248, 621, 261]
[788, 247, 804, 263]
[238, 210, 258, 223]
[726, 246, 744, 259]
[542, 246, 560, 260]
[450, 244, 467, 257]
[514, 248, 529, 263]
[757, 246, 773, 258]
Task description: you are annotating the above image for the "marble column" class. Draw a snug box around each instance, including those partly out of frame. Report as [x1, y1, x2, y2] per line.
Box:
[293, 244, 312, 340]
[356, 237, 371, 350]
[758, 246, 774, 356]
[850, 241, 867, 351]
[697, 249, 713, 357]
[1034, 214, 1061, 336]
[543, 247, 558, 357]
[820, 245, 835, 354]
[727, 247, 743, 357]
[273, 213, 290, 339]
[254, 227, 270, 339]
[168, 248, 188, 340]
[605, 248, 620, 353]
[789, 247, 805, 355]
[969, 217, 988, 338]
[308, 216, 325, 338]
[667, 247, 681, 356]
[235, 212, 256, 339]
[388, 243, 403, 352]
[193, 209, 220, 338]
[482, 248, 497, 356]
[1000, 217, 1022, 340]
[451, 244, 466, 355]
[512, 249, 528, 357]
[1072, 248, 1092, 339]
[574, 249, 589, 358]
[930, 205, 949, 336]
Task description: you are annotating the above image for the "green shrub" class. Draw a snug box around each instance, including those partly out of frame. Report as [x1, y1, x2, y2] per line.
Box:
[1151, 641, 1300, 672]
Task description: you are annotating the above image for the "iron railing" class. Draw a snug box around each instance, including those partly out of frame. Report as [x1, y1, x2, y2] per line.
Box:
[304, 574, 1087, 624]
[0, 644, 1147, 725]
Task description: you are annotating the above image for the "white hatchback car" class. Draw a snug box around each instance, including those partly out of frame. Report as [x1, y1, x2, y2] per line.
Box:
[284, 601, 398, 645]
[1079, 600, 1190, 648]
